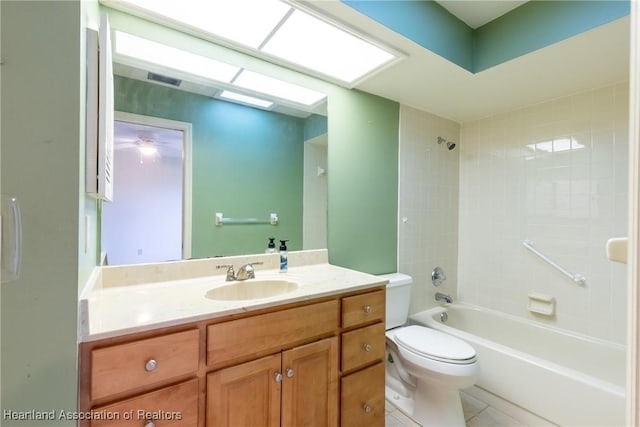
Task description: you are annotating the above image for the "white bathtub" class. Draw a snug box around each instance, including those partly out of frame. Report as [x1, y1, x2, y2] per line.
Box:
[410, 304, 626, 427]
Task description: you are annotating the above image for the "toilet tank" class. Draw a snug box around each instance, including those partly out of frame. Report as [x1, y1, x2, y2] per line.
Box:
[379, 273, 413, 329]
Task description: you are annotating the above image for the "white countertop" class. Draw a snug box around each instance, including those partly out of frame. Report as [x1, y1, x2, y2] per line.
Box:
[79, 255, 386, 342]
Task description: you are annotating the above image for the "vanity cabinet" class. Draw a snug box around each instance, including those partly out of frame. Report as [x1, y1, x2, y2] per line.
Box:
[79, 286, 385, 427]
[207, 337, 338, 427]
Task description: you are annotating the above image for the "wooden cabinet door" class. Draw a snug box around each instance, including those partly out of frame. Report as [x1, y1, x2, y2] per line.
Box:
[206, 354, 281, 427]
[340, 362, 385, 427]
[281, 337, 338, 427]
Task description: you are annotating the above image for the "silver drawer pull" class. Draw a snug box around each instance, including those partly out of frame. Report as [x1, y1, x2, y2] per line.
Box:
[363, 305, 372, 314]
[363, 343, 372, 352]
[363, 403, 373, 413]
[144, 421, 156, 427]
[286, 368, 295, 378]
[275, 372, 283, 382]
[145, 359, 158, 372]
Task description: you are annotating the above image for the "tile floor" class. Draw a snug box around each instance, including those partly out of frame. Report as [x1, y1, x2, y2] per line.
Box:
[385, 390, 526, 427]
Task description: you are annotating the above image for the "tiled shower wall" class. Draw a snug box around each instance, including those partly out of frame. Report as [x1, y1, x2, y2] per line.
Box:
[458, 82, 629, 343]
[398, 105, 460, 315]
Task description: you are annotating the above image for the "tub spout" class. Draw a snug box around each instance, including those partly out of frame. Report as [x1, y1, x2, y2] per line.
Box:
[435, 292, 452, 303]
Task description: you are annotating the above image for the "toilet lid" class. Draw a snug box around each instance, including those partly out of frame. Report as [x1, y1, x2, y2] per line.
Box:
[394, 325, 477, 365]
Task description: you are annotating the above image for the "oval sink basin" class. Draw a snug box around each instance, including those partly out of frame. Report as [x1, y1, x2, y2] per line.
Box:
[205, 279, 299, 301]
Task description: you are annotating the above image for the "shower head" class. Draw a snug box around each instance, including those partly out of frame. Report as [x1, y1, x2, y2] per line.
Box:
[437, 136, 456, 151]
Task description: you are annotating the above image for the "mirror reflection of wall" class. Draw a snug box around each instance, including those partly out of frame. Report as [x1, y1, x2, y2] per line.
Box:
[108, 74, 327, 263]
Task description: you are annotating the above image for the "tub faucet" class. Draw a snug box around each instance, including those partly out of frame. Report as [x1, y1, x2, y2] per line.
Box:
[435, 292, 452, 304]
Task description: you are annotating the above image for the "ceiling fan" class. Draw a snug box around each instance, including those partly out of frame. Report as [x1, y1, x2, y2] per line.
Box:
[113, 121, 183, 159]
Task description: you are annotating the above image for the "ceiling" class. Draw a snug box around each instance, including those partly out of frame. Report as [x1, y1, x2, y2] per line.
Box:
[308, 1, 630, 123]
[112, 1, 630, 125]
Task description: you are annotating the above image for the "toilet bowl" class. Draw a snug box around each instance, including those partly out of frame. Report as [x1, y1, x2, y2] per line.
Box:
[382, 273, 479, 427]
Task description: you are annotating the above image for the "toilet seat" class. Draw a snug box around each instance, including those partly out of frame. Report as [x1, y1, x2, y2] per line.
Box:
[394, 325, 477, 365]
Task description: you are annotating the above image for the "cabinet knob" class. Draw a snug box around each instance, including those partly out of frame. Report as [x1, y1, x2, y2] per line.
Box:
[286, 368, 295, 378]
[274, 372, 283, 382]
[363, 343, 372, 352]
[363, 305, 372, 314]
[144, 359, 158, 372]
[144, 421, 156, 427]
[363, 403, 373, 413]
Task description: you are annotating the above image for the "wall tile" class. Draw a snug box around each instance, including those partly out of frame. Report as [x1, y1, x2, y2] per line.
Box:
[399, 105, 460, 314]
[458, 83, 628, 343]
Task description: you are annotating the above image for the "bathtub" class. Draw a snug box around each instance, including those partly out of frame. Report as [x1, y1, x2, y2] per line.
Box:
[410, 304, 626, 427]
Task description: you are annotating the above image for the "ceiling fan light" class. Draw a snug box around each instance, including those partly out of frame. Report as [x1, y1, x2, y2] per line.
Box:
[138, 145, 158, 156]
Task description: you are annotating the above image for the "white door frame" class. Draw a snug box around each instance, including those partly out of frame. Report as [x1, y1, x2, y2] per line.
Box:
[113, 111, 193, 259]
[629, 1, 639, 424]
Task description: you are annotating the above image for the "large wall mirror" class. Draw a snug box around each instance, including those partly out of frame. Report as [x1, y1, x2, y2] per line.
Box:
[101, 9, 329, 265]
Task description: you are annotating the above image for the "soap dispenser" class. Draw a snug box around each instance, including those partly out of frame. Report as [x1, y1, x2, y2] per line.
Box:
[279, 240, 289, 272]
[266, 237, 276, 254]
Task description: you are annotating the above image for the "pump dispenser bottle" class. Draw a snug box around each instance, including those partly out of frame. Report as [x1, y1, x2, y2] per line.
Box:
[266, 237, 276, 254]
[279, 240, 289, 272]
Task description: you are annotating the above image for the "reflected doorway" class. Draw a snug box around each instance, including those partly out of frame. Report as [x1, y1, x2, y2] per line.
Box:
[303, 133, 328, 249]
[102, 112, 192, 265]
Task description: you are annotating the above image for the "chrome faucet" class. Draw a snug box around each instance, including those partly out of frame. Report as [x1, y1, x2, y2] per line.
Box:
[236, 262, 263, 281]
[217, 264, 236, 281]
[435, 292, 452, 304]
[217, 262, 264, 281]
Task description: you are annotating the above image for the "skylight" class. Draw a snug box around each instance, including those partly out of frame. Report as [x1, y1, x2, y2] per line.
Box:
[106, 0, 399, 85]
[114, 31, 240, 83]
[117, 0, 291, 49]
[233, 70, 326, 106]
[262, 9, 396, 83]
[219, 90, 274, 109]
[114, 31, 327, 107]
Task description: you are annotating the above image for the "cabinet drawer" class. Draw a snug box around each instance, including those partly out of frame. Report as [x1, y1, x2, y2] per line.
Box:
[341, 322, 385, 372]
[341, 290, 385, 328]
[91, 329, 199, 401]
[90, 379, 198, 427]
[340, 362, 385, 427]
[207, 300, 339, 366]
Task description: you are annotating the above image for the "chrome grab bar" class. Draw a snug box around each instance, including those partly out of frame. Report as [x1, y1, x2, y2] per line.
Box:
[523, 240, 586, 286]
[215, 212, 278, 226]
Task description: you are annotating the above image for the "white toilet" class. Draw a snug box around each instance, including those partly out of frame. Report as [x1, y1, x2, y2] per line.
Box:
[382, 273, 479, 427]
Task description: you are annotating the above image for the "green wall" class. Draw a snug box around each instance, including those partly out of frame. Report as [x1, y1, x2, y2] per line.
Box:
[1, 1, 98, 424]
[327, 89, 399, 274]
[114, 76, 306, 256]
[304, 113, 329, 141]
